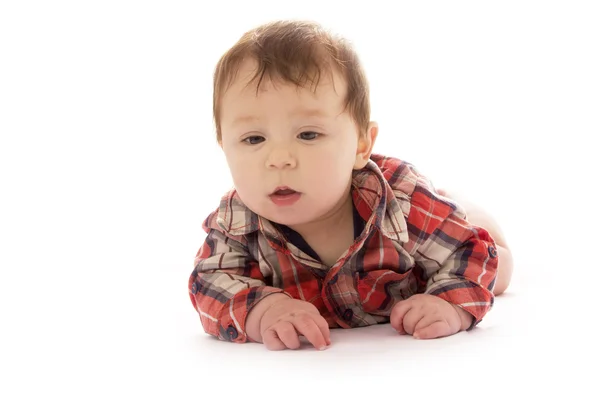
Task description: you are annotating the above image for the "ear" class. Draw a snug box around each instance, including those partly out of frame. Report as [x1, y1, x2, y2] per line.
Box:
[354, 121, 379, 169]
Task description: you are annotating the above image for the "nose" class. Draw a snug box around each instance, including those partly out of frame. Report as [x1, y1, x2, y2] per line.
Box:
[266, 147, 297, 169]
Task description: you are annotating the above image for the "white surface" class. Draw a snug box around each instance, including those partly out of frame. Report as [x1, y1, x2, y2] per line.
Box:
[1, 1, 599, 399]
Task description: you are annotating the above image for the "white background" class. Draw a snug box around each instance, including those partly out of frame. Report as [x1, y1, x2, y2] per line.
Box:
[1, 1, 598, 399]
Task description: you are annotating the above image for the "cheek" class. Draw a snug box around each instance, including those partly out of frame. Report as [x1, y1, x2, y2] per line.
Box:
[230, 163, 255, 189]
[225, 152, 264, 197]
[228, 167, 259, 207]
[225, 149, 255, 175]
[305, 150, 354, 187]
[320, 141, 357, 172]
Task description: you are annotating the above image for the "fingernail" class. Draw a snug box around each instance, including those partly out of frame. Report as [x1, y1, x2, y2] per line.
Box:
[318, 345, 327, 351]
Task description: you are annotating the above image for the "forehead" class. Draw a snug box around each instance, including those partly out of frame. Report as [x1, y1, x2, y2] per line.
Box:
[222, 58, 347, 109]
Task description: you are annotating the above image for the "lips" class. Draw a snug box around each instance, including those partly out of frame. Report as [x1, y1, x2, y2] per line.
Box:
[269, 186, 301, 206]
[271, 186, 298, 195]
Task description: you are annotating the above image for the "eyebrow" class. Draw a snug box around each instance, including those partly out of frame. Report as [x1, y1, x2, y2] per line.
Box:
[231, 115, 259, 126]
[291, 108, 329, 119]
[231, 108, 330, 126]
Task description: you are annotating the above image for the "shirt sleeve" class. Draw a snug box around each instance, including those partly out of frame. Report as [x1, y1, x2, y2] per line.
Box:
[188, 217, 290, 343]
[409, 188, 498, 329]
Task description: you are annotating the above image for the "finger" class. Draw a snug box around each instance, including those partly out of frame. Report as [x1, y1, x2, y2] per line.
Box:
[312, 314, 332, 346]
[414, 320, 452, 340]
[262, 328, 287, 351]
[413, 312, 442, 335]
[402, 306, 426, 335]
[292, 316, 328, 350]
[390, 300, 412, 334]
[275, 321, 302, 349]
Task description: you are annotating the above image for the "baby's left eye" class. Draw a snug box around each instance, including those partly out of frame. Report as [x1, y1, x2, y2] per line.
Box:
[298, 131, 320, 140]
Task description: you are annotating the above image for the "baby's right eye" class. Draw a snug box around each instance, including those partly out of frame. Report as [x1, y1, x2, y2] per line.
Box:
[242, 136, 265, 145]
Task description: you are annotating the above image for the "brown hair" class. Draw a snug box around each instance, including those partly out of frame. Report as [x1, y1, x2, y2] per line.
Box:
[212, 20, 371, 142]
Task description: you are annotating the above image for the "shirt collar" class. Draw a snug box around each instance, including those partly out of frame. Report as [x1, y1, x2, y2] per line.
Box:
[215, 157, 408, 243]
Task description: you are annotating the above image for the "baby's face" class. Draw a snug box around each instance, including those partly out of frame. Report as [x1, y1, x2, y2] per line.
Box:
[219, 59, 366, 228]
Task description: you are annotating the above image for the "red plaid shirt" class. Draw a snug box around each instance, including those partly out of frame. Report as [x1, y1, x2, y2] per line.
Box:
[188, 154, 498, 343]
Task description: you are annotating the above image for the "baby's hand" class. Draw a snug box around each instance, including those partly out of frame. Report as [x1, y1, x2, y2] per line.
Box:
[390, 294, 473, 339]
[259, 298, 331, 351]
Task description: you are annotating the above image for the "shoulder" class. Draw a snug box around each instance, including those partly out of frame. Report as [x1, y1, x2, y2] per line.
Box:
[371, 152, 466, 225]
[370, 153, 431, 196]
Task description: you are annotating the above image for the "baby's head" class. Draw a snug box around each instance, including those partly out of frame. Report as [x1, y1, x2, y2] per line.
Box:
[213, 20, 378, 229]
[213, 20, 371, 142]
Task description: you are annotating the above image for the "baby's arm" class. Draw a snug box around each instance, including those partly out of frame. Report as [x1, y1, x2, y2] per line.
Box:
[436, 188, 513, 295]
[189, 215, 330, 349]
[393, 188, 499, 336]
[188, 226, 289, 343]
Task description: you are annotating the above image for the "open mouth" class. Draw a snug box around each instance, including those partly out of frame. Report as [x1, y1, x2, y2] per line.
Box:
[269, 186, 301, 206]
[270, 186, 298, 196]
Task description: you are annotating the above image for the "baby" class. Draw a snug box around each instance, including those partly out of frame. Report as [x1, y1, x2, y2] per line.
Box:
[188, 20, 513, 351]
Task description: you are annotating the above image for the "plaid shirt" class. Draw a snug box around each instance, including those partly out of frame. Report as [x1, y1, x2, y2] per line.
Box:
[188, 153, 498, 343]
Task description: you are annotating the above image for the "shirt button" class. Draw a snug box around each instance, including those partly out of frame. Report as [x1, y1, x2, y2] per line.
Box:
[488, 246, 498, 258]
[226, 325, 238, 341]
[343, 309, 353, 321]
[330, 275, 338, 285]
[191, 282, 198, 294]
